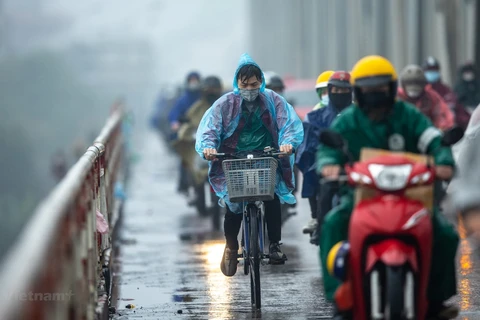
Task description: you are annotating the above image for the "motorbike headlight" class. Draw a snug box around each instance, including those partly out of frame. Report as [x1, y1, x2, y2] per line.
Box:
[368, 164, 413, 191]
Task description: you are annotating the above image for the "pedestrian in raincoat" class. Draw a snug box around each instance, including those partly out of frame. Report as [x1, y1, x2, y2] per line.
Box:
[423, 56, 470, 130]
[317, 55, 459, 320]
[397, 64, 454, 131]
[295, 71, 352, 242]
[196, 53, 303, 276]
[455, 62, 480, 110]
[312, 70, 335, 110]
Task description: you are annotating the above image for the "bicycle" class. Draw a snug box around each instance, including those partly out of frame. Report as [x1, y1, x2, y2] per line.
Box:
[212, 147, 291, 309]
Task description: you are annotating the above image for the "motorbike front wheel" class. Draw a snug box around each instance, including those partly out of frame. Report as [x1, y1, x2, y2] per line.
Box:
[384, 266, 406, 320]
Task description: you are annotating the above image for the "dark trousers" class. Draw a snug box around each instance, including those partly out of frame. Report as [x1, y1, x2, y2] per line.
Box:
[317, 181, 340, 227]
[308, 196, 318, 219]
[224, 196, 282, 250]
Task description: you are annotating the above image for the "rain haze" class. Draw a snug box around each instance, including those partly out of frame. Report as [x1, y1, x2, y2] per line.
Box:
[0, 0, 248, 258]
[2, 1, 480, 319]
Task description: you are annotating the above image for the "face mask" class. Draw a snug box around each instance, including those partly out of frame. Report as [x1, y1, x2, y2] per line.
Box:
[321, 94, 329, 106]
[359, 91, 392, 111]
[404, 85, 423, 99]
[205, 93, 221, 104]
[330, 92, 352, 111]
[424, 71, 440, 83]
[187, 82, 201, 91]
[463, 72, 475, 82]
[240, 88, 260, 102]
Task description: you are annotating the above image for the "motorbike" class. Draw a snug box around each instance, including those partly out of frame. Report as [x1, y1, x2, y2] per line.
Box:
[321, 127, 463, 320]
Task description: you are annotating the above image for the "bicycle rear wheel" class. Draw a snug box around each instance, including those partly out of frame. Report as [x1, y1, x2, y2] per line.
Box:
[249, 205, 261, 309]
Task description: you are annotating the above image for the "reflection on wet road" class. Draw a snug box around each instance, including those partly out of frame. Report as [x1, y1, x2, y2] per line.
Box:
[112, 131, 480, 319]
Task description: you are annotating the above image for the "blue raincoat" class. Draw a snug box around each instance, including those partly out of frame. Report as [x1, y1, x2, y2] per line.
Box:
[295, 102, 339, 197]
[195, 53, 304, 214]
[168, 90, 201, 124]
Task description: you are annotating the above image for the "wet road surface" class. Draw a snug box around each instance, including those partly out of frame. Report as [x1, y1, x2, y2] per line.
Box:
[112, 130, 480, 320]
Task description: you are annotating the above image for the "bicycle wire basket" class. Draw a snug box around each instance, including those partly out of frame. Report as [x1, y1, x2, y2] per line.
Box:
[222, 157, 278, 202]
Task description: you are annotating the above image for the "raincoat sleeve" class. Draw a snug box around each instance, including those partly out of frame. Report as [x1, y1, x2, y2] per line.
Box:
[275, 96, 304, 149]
[168, 96, 186, 123]
[407, 105, 455, 167]
[315, 116, 346, 174]
[195, 102, 224, 158]
[433, 94, 455, 131]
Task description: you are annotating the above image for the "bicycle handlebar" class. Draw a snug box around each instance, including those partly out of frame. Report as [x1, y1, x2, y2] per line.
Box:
[210, 149, 294, 160]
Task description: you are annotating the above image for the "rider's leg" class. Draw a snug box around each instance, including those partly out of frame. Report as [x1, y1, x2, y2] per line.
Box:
[224, 207, 243, 250]
[319, 193, 354, 301]
[265, 195, 287, 263]
[221, 206, 242, 276]
[427, 207, 459, 317]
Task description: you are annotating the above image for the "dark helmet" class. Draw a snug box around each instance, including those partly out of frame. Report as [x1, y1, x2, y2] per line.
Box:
[201, 76, 222, 91]
[264, 71, 285, 90]
[423, 56, 440, 71]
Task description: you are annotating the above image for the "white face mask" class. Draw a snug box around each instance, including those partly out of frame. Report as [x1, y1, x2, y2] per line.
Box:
[405, 85, 423, 99]
[321, 94, 329, 106]
[463, 72, 475, 82]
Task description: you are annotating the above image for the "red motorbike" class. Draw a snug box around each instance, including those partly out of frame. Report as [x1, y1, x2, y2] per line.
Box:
[320, 127, 463, 320]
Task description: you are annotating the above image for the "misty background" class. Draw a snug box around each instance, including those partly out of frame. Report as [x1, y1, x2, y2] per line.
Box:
[0, 0, 477, 259]
[0, 0, 248, 258]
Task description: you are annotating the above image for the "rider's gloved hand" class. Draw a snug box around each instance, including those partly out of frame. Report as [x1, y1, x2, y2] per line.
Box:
[321, 165, 341, 179]
[435, 165, 453, 180]
[279, 144, 293, 157]
[203, 148, 217, 160]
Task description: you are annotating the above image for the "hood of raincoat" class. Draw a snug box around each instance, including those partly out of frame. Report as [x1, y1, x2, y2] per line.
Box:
[232, 53, 266, 94]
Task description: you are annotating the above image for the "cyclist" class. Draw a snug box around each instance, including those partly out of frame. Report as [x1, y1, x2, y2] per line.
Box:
[196, 53, 304, 276]
[296, 71, 352, 241]
[313, 70, 335, 110]
[397, 64, 454, 131]
[317, 55, 458, 320]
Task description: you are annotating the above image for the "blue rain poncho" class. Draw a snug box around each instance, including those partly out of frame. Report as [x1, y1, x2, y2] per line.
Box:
[195, 53, 304, 213]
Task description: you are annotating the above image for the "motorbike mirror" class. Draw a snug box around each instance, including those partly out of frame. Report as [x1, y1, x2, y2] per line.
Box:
[441, 126, 464, 146]
[319, 130, 345, 149]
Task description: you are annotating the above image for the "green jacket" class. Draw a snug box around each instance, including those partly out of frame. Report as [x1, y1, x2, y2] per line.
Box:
[316, 100, 455, 172]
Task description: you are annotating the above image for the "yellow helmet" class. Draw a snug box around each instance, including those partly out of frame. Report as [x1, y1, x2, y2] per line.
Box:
[350, 55, 397, 87]
[315, 70, 335, 89]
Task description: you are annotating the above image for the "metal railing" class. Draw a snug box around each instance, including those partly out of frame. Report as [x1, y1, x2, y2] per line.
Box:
[0, 106, 126, 320]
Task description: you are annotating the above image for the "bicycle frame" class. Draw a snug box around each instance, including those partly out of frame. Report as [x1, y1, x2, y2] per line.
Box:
[242, 202, 266, 262]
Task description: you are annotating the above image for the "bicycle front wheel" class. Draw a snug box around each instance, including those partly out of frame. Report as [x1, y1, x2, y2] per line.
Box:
[249, 205, 261, 309]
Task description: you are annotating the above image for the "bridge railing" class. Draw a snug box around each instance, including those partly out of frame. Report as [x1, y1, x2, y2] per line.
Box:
[0, 105, 126, 320]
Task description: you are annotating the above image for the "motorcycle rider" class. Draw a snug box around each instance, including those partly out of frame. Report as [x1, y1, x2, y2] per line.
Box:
[196, 53, 303, 275]
[317, 55, 459, 320]
[455, 62, 480, 111]
[265, 71, 300, 206]
[313, 70, 335, 110]
[397, 64, 454, 131]
[169, 71, 202, 194]
[296, 71, 352, 242]
[172, 76, 223, 206]
[422, 56, 470, 130]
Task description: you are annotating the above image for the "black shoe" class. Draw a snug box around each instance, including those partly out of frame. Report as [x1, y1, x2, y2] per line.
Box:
[426, 301, 459, 319]
[220, 245, 238, 277]
[269, 242, 287, 264]
[310, 228, 320, 246]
